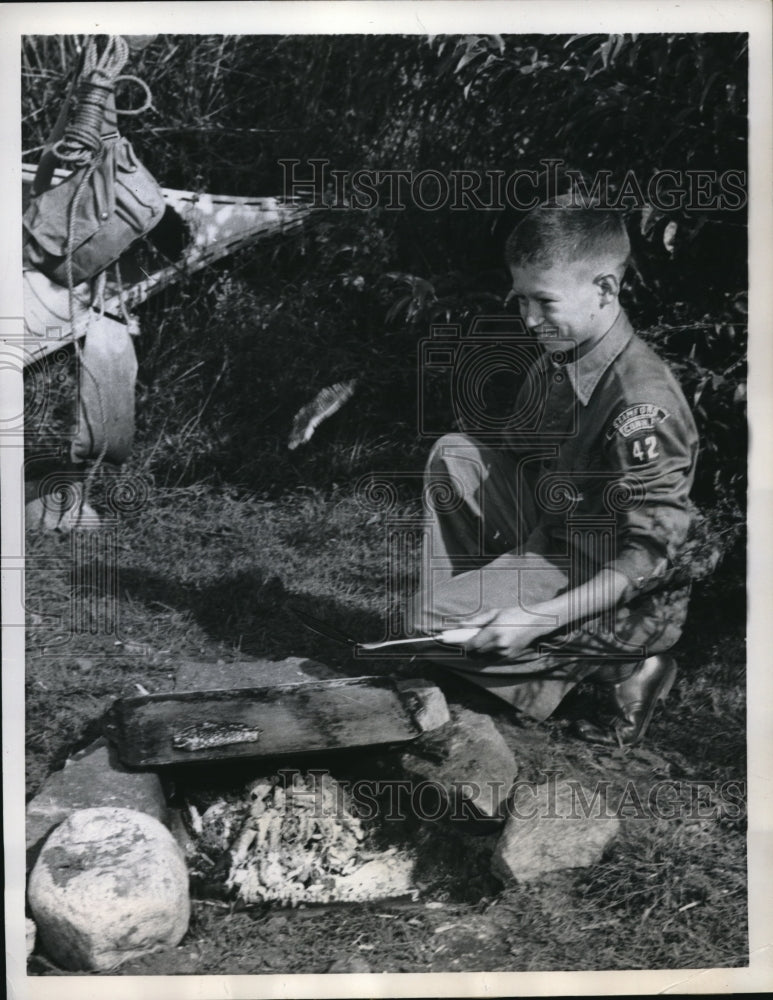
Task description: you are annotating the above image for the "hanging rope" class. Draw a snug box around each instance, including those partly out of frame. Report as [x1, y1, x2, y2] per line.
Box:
[53, 36, 131, 165]
[53, 35, 150, 500]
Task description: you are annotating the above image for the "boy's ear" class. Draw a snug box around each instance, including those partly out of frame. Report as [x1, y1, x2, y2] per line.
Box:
[593, 272, 620, 304]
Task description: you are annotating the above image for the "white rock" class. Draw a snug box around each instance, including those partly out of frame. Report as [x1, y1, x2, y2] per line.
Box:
[28, 807, 190, 971]
[26, 738, 167, 860]
[26, 918, 36, 959]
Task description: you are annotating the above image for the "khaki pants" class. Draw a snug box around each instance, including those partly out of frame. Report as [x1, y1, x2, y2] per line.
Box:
[409, 434, 687, 720]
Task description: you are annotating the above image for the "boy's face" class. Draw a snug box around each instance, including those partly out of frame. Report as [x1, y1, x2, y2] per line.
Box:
[509, 260, 616, 349]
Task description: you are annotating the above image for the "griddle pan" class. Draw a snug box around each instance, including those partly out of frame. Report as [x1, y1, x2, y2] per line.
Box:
[104, 675, 429, 767]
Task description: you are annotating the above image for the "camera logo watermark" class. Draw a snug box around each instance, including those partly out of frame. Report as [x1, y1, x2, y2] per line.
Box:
[358, 313, 651, 656]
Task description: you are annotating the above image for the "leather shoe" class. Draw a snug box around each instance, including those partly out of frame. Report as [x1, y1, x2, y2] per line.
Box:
[572, 655, 677, 746]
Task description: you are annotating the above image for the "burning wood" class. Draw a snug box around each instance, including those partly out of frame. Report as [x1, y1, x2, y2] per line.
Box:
[186, 772, 416, 906]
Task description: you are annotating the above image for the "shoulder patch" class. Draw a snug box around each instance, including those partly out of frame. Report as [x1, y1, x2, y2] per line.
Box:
[606, 403, 670, 440]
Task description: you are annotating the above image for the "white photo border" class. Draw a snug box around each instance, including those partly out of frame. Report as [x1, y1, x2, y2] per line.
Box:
[3, 2, 771, 997]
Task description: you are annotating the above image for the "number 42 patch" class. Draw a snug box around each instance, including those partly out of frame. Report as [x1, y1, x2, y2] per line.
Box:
[630, 435, 659, 463]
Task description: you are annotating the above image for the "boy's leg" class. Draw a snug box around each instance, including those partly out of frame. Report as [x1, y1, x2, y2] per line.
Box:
[411, 431, 595, 719]
[410, 432, 687, 721]
[411, 545, 607, 720]
[417, 432, 537, 584]
[412, 564, 687, 722]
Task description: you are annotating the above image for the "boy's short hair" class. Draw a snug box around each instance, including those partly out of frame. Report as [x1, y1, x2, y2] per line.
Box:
[505, 197, 631, 276]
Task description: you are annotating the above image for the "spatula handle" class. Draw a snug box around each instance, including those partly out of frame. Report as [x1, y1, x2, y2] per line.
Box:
[358, 628, 479, 651]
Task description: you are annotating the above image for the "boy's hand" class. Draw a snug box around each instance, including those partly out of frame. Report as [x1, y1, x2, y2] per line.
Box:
[459, 607, 552, 659]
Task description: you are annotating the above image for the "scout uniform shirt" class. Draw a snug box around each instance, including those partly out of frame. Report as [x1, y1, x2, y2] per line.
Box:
[509, 308, 700, 605]
[412, 308, 699, 720]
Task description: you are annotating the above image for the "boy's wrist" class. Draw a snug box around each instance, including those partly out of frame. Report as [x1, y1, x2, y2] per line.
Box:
[531, 597, 567, 635]
[511, 604, 562, 638]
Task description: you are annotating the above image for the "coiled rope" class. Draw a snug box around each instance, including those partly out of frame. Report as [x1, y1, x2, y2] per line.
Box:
[54, 35, 153, 497]
[54, 36, 129, 165]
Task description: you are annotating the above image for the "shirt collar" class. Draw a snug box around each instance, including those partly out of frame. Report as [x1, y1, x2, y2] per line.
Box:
[555, 310, 634, 406]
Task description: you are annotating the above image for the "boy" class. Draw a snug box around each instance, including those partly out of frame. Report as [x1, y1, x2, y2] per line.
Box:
[411, 200, 699, 746]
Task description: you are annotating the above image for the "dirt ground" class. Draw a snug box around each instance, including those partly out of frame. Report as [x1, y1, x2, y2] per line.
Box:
[24, 490, 748, 976]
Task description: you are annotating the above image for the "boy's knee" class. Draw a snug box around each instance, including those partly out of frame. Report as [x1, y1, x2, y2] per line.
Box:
[427, 432, 477, 464]
[426, 434, 488, 486]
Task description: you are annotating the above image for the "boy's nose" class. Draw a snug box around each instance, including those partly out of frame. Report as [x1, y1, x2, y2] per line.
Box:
[523, 304, 543, 330]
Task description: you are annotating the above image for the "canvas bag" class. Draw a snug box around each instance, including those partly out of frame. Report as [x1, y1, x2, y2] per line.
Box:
[23, 37, 161, 466]
[23, 133, 166, 288]
[70, 311, 139, 465]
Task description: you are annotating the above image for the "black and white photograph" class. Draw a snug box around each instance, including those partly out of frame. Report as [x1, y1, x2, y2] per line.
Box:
[3, 2, 772, 996]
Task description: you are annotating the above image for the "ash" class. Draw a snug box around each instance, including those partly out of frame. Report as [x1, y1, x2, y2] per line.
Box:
[186, 771, 416, 906]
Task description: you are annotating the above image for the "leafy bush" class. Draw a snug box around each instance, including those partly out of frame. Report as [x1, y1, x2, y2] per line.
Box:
[22, 32, 747, 614]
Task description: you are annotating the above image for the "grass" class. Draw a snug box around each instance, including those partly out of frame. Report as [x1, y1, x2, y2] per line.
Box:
[21, 173, 747, 978]
[24, 466, 748, 974]
[19, 30, 749, 978]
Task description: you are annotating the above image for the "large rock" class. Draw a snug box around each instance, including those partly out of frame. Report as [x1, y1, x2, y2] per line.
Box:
[28, 807, 190, 971]
[492, 777, 621, 883]
[400, 707, 518, 819]
[26, 918, 36, 959]
[26, 738, 167, 863]
[174, 656, 339, 691]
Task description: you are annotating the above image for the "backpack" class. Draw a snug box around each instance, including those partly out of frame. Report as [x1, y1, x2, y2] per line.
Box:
[23, 133, 166, 287]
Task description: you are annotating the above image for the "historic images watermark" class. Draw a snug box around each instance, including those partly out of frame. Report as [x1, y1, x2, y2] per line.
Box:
[280, 158, 747, 212]
[274, 768, 747, 824]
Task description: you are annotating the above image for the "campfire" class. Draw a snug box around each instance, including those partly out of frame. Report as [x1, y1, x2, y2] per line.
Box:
[25, 661, 618, 973]
[186, 771, 417, 906]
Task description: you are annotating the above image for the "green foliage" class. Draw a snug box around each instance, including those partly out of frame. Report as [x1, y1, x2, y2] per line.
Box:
[22, 32, 747, 598]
